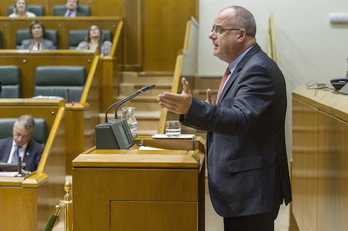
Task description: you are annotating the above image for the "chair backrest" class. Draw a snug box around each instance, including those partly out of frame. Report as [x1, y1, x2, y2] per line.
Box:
[53, 5, 90, 16]
[0, 118, 47, 144]
[16, 29, 58, 49]
[34, 65, 86, 102]
[0, 65, 21, 98]
[8, 5, 45, 16]
[69, 29, 112, 49]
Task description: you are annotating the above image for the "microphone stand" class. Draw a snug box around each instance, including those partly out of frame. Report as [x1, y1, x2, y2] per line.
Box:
[94, 84, 155, 149]
[103, 84, 155, 123]
[15, 156, 25, 177]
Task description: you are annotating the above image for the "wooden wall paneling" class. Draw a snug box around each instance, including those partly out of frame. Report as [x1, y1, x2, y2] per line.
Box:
[292, 98, 318, 231]
[78, 0, 122, 17]
[142, 0, 198, 71]
[122, 0, 142, 70]
[0, 17, 13, 48]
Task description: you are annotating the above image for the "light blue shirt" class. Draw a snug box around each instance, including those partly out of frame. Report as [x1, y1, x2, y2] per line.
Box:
[222, 46, 254, 91]
[65, 10, 77, 17]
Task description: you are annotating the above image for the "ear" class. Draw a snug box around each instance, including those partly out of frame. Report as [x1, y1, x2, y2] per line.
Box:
[237, 28, 247, 41]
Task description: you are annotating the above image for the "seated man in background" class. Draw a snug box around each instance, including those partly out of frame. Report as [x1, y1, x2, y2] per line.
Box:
[56, 0, 87, 17]
[20, 20, 55, 50]
[0, 115, 43, 174]
[76, 25, 112, 55]
[9, 0, 36, 17]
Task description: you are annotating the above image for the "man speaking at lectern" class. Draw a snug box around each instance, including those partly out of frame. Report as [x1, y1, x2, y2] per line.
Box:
[0, 115, 43, 174]
[157, 5, 292, 231]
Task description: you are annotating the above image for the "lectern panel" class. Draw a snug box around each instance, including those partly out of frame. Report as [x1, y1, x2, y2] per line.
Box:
[111, 201, 197, 231]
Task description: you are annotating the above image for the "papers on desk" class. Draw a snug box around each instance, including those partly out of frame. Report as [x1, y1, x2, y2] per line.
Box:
[138, 146, 166, 151]
[31, 95, 64, 99]
[0, 172, 19, 177]
[152, 134, 196, 139]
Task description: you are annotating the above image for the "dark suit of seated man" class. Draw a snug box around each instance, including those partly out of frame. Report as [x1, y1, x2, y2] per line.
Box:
[55, 0, 87, 17]
[0, 115, 43, 174]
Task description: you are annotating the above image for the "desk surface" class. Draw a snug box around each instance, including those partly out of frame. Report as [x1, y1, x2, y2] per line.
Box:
[72, 136, 205, 169]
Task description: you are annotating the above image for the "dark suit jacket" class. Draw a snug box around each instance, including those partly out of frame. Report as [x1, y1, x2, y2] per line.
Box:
[0, 137, 43, 172]
[180, 43, 292, 217]
[55, 9, 87, 17]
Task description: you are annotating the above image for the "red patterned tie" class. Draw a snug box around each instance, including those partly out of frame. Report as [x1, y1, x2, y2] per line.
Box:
[216, 67, 231, 103]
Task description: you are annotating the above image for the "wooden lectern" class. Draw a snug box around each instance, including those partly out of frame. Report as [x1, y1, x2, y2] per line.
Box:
[72, 136, 206, 231]
[292, 86, 348, 230]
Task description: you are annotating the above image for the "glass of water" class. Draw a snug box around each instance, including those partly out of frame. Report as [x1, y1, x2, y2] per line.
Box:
[165, 120, 181, 137]
[121, 107, 138, 138]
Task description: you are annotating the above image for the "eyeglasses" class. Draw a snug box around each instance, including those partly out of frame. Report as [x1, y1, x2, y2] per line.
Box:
[211, 27, 240, 35]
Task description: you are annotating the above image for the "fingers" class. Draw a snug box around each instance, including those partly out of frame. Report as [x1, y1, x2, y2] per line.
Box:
[182, 78, 191, 94]
[205, 89, 212, 104]
[157, 92, 183, 114]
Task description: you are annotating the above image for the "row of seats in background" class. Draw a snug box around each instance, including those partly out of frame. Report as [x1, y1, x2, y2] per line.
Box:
[4, 4, 90, 16]
[0, 65, 86, 102]
[0, 28, 112, 49]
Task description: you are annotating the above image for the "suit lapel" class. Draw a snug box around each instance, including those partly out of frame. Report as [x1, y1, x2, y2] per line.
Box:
[217, 44, 261, 104]
[22, 140, 32, 163]
[0, 138, 14, 163]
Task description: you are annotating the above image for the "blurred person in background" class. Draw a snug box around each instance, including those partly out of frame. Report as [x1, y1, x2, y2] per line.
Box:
[19, 20, 55, 50]
[9, 0, 36, 17]
[76, 25, 112, 55]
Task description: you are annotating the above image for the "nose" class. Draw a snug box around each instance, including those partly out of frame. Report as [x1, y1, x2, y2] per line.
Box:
[208, 32, 216, 39]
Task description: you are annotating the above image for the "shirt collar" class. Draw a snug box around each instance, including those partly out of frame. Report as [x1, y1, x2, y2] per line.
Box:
[227, 45, 254, 73]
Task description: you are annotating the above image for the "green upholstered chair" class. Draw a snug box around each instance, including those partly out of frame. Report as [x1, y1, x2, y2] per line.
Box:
[16, 29, 59, 49]
[0, 118, 47, 145]
[53, 5, 90, 16]
[0, 65, 21, 98]
[34, 65, 86, 102]
[8, 5, 45, 16]
[69, 29, 112, 49]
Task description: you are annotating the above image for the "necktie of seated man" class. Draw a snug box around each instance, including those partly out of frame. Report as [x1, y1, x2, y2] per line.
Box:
[12, 145, 22, 164]
[215, 67, 231, 103]
[67, 10, 72, 17]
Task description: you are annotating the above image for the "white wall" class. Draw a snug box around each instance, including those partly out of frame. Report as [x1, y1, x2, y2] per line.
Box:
[199, 0, 348, 157]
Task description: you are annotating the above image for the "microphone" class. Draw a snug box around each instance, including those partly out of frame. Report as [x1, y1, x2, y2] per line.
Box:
[37, 43, 40, 50]
[95, 84, 155, 149]
[15, 156, 25, 177]
[104, 84, 155, 123]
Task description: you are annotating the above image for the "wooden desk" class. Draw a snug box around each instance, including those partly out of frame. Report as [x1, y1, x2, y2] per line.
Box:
[292, 86, 348, 231]
[0, 17, 122, 49]
[0, 0, 122, 17]
[72, 136, 206, 231]
[0, 49, 95, 98]
[0, 99, 66, 231]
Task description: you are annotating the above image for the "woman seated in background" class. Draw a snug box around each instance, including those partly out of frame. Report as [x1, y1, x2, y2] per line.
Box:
[76, 25, 112, 56]
[9, 0, 36, 17]
[20, 21, 55, 50]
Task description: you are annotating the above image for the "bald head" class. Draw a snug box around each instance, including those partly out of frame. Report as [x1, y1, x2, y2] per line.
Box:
[221, 6, 256, 38]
